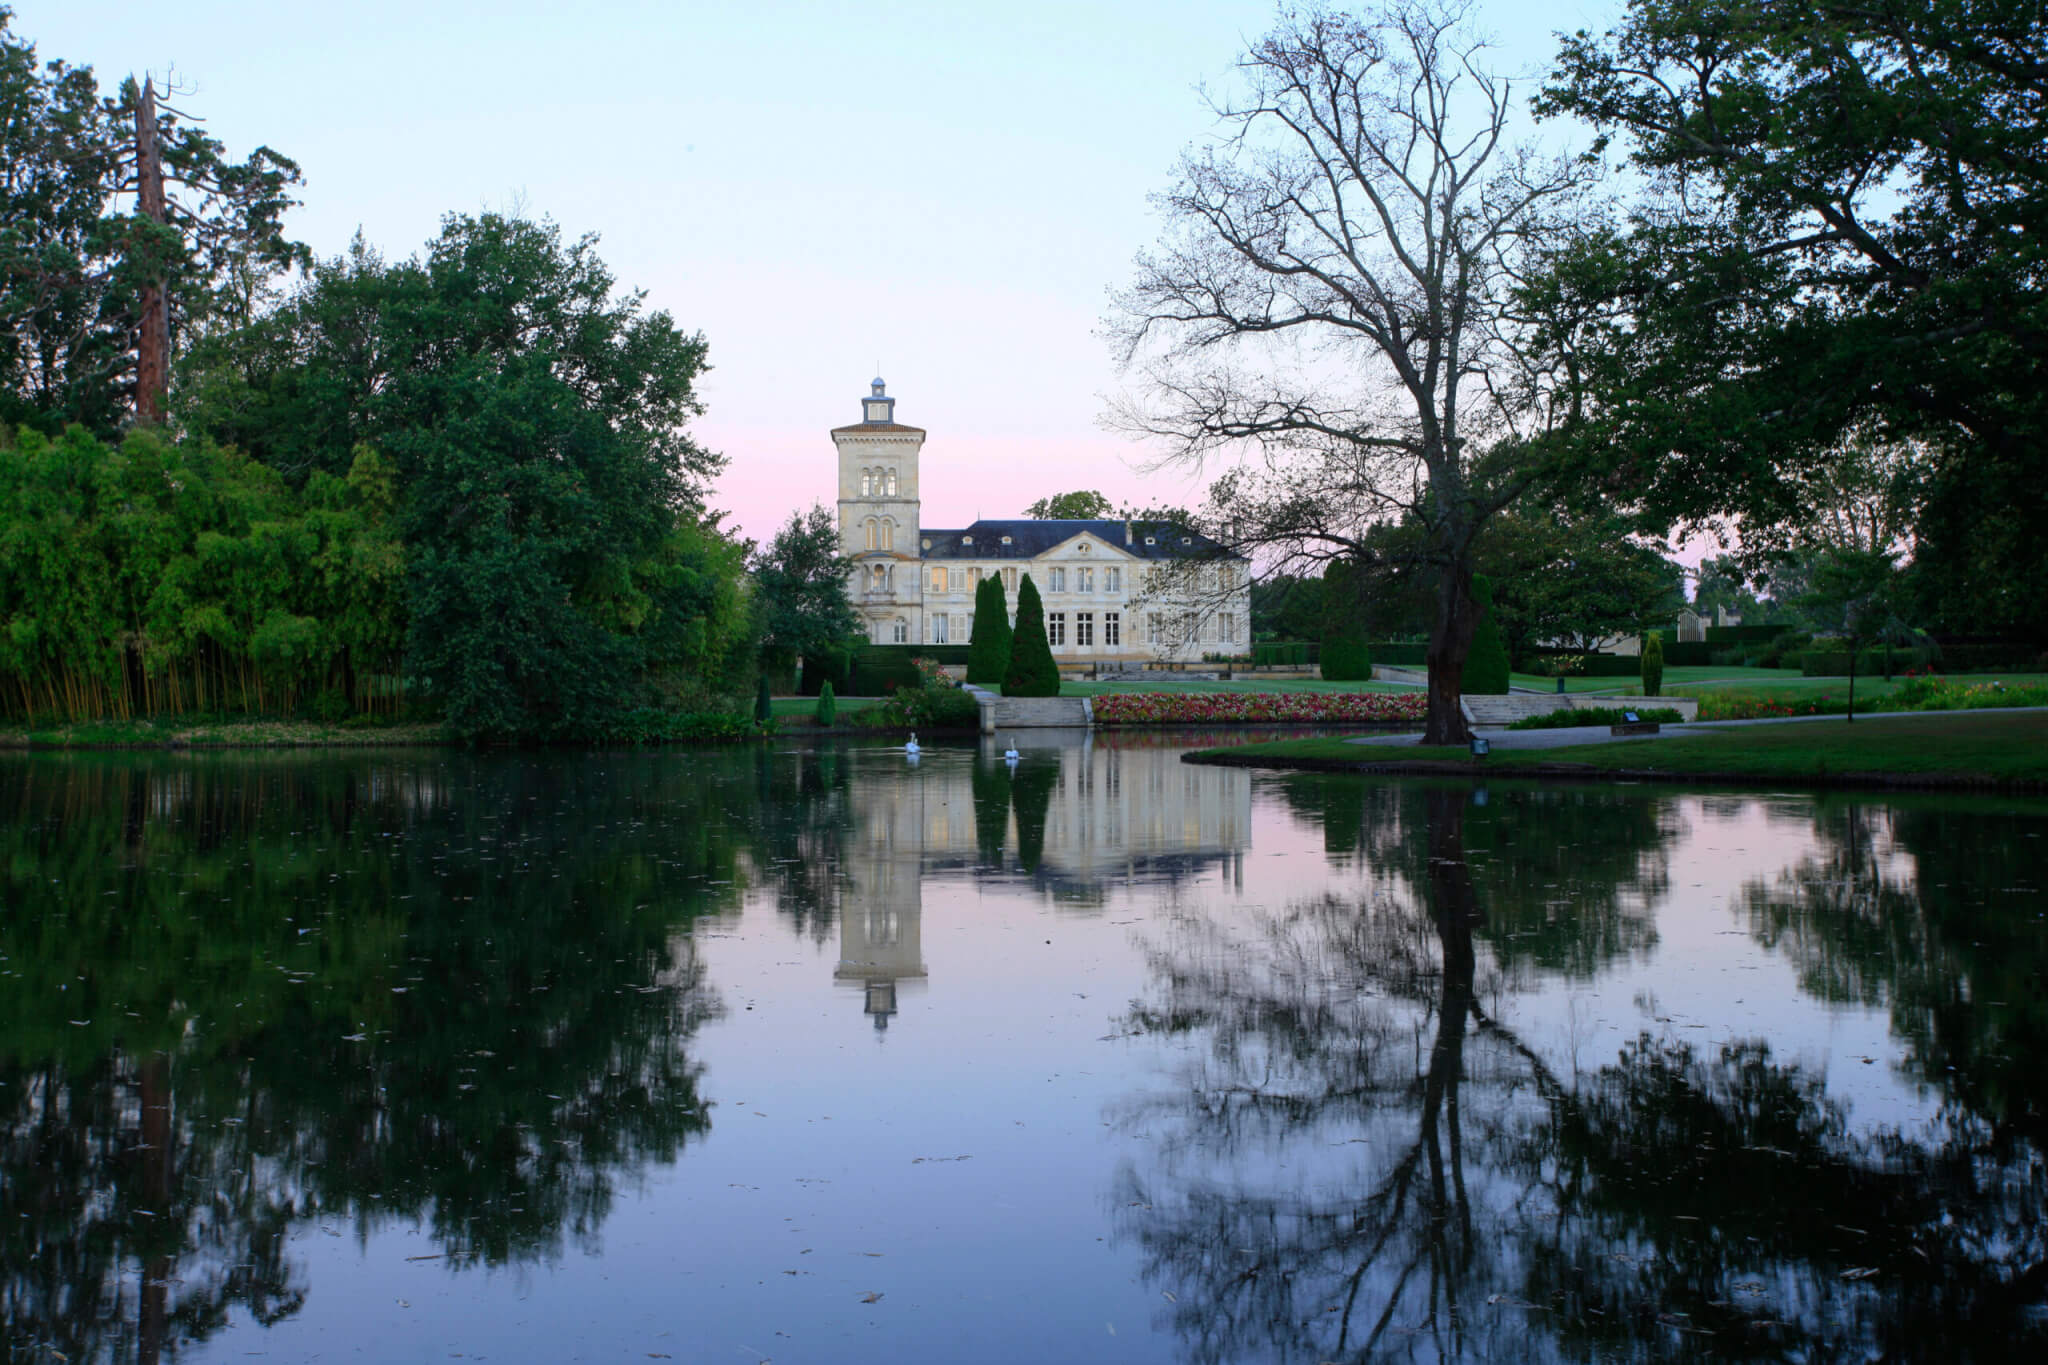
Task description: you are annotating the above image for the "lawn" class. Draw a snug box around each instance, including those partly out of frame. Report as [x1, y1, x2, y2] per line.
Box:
[1191, 711, 2048, 786]
[1062, 676, 1416, 697]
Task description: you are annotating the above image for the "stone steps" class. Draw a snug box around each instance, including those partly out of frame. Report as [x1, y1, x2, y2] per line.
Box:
[962, 687, 1094, 730]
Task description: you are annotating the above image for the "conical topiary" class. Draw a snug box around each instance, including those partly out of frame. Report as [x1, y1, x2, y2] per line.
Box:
[1640, 632, 1664, 697]
[1002, 573, 1061, 697]
[814, 680, 837, 726]
[754, 675, 774, 723]
[1463, 575, 1511, 695]
[966, 575, 1012, 685]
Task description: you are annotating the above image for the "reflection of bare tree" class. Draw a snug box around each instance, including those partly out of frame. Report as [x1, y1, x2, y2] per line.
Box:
[1116, 787, 2048, 1361]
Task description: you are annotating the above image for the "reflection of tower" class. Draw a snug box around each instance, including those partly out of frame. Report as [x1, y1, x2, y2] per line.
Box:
[835, 763, 929, 1031]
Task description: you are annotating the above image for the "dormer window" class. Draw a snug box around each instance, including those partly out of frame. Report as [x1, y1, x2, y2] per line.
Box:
[962, 535, 974, 546]
[1144, 536, 1156, 545]
[1000, 535, 1012, 545]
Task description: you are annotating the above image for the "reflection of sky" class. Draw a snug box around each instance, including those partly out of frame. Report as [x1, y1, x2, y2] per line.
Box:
[208, 750, 2038, 1362]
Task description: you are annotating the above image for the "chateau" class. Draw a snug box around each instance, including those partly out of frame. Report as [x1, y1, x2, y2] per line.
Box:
[833, 379, 1251, 665]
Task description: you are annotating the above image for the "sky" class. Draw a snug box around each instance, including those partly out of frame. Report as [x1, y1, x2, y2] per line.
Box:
[17, 0, 1622, 547]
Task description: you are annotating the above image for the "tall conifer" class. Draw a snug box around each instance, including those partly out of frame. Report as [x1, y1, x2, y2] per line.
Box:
[965, 576, 1012, 685]
[1001, 574, 1060, 697]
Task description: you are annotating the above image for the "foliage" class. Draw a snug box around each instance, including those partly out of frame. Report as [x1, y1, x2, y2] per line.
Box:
[1640, 632, 1664, 697]
[814, 680, 836, 727]
[181, 215, 744, 740]
[1479, 504, 1683, 659]
[1249, 572, 1325, 641]
[1023, 489, 1114, 519]
[965, 574, 1011, 684]
[1699, 676, 2048, 721]
[1002, 574, 1059, 697]
[1508, 706, 1684, 730]
[1319, 633, 1371, 682]
[1091, 691, 1424, 726]
[0, 424, 405, 722]
[1463, 576, 1511, 695]
[750, 502, 860, 675]
[1111, 3, 1598, 743]
[753, 676, 771, 724]
[1535, 0, 2048, 642]
[0, 12, 307, 432]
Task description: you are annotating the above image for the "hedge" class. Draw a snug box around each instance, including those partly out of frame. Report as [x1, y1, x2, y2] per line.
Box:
[1520, 651, 1642, 677]
[1704, 623, 1792, 645]
[1934, 643, 2048, 673]
[1253, 641, 1316, 666]
[1370, 641, 1429, 666]
[1798, 647, 1935, 676]
[847, 644, 973, 697]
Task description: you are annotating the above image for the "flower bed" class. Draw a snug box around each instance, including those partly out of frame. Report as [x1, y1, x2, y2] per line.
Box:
[1091, 691, 1426, 726]
[1696, 676, 2048, 721]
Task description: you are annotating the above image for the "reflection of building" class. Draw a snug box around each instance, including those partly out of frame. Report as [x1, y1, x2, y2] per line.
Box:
[831, 740, 1251, 1030]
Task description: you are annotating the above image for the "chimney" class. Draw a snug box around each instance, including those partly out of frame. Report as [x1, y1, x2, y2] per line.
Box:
[1123, 519, 1132, 546]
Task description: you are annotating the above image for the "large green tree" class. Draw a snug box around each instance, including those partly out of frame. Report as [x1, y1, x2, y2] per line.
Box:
[1536, 0, 2048, 641]
[964, 574, 1012, 684]
[183, 215, 743, 738]
[1001, 573, 1059, 697]
[1479, 505, 1684, 660]
[751, 503, 860, 682]
[0, 10, 305, 433]
[1023, 489, 1114, 519]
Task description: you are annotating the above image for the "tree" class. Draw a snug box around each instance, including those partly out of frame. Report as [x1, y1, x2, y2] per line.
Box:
[1536, 0, 2048, 644]
[183, 215, 741, 740]
[0, 12, 305, 432]
[965, 574, 1012, 684]
[1112, 2, 1595, 742]
[752, 503, 861, 681]
[1001, 573, 1059, 697]
[1800, 546, 1906, 719]
[1479, 504, 1683, 660]
[1023, 489, 1113, 519]
[1640, 631, 1663, 697]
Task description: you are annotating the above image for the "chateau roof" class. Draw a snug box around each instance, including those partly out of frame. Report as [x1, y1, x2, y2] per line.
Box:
[920, 519, 1242, 562]
[831, 422, 927, 435]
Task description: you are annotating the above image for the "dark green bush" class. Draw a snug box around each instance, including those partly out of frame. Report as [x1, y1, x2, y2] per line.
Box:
[965, 577, 1012, 685]
[1507, 706, 1685, 730]
[754, 676, 772, 723]
[1463, 577, 1511, 694]
[1640, 634, 1664, 696]
[1320, 632, 1372, 681]
[814, 681, 836, 726]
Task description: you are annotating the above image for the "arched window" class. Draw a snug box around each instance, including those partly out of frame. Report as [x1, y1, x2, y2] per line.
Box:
[860, 469, 872, 496]
[882, 518, 896, 551]
[865, 518, 879, 551]
[886, 468, 898, 496]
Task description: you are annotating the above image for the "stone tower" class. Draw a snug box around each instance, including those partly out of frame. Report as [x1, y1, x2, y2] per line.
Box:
[834, 377, 925, 643]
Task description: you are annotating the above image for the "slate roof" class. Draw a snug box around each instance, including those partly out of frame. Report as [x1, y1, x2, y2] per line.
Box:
[830, 422, 927, 435]
[919, 519, 1242, 562]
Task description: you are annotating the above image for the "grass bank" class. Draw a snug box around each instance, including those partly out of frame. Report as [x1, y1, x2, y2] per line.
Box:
[1186, 711, 2048, 789]
[0, 716, 452, 748]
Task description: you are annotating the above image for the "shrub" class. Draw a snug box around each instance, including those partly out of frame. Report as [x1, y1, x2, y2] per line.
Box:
[965, 576, 1012, 684]
[814, 680, 836, 726]
[1002, 574, 1060, 697]
[1463, 577, 1510, 694]
[1320, 632, 1372, 681]
[1641, 633, 1664, 696]
[753, 676, 772, 724]
[1507, 706, 1685, 730]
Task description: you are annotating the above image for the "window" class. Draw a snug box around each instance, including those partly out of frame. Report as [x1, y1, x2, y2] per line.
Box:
[1047, 612, 1066, 646]
[860, 469, 872, 496]
[892, 618, 908, 644]
[1000, 535, 1012, 545]
[1076, 540, 1091, 554]
[1076, 567, 1093, 593]
[885, 468, 897, 495]
[933, 614, 949, 643]
[1048, 567, 1066, 592]
[1104, 612, 1120, 646]
[931, 567, 948, 593]
[1219, 613, 1237, 643]
[882, 518, 895, 551]
[1076, 612, 1093, 647]
[1105, 567, 1121, 594]
[1146, 613, 1165, 644]
[1002, 567, 1017, 592]
[967, 567, 982, 587]
[865, 518, 878, 551]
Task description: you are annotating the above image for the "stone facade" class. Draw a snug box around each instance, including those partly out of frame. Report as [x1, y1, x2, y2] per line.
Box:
[833, 379, 1251, 664]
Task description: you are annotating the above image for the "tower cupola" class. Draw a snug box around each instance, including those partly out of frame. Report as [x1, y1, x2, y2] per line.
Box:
[863, 377, 895, 425]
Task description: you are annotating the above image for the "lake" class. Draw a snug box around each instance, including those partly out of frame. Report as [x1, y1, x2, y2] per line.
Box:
[3, 733, 2044, 1362]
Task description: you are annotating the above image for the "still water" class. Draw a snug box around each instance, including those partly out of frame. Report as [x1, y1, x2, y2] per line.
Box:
[3, 733, 2044, 1363]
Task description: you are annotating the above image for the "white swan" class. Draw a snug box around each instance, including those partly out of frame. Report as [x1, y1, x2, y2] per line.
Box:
[1003, 739, 1020, 762]
[904, 732, 921, 756]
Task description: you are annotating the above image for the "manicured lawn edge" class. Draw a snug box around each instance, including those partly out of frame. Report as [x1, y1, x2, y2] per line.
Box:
[1183, 712, 2048, 791]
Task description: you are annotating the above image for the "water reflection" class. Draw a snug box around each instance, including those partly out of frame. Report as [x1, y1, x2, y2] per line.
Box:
[1114, 780, 2048, 1361]
[0, 754, 727, 1362]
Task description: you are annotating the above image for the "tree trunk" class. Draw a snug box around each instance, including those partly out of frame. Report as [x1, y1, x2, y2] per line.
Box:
[1423, 569, 1476, 745]
[133, 78, 170, 426]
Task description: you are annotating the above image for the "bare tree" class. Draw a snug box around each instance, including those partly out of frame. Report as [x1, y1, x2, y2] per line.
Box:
[1110, 1, 1594, 742]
